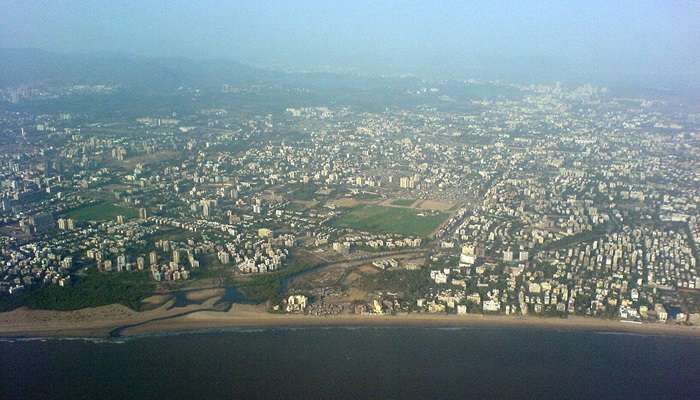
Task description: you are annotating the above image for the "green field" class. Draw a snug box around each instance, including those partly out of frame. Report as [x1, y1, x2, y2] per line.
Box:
[391, 198, 416, 207]
[64, 202, 139, 222]
[333, 204, 448, 237]
[354, 192, 381, 200]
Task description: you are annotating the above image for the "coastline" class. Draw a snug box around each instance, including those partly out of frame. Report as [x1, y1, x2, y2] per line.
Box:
[1, 303, 699, 339]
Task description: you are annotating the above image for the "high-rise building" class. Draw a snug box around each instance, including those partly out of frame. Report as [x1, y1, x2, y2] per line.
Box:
[519, 251, 529, 262]
[202, 203, 210, 218]
[60, 257, 73, 269]
[149, 251, 158, 266]
[399, 176, 415, 189]
[29, 212, 54, 233]
[460, 243, 482, 265]
[503, 249, 514, 262]
[218, 251, 230, 264]
[117, 254, 127, 271]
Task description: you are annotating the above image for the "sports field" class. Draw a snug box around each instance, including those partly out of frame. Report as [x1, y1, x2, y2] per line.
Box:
[333, 204, 447, 237]
[64, 203, 139, 222]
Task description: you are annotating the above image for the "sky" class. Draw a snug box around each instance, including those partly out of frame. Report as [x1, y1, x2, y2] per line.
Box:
[1, 0, 698, 84]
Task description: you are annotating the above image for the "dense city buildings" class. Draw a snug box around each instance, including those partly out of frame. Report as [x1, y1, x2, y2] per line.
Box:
[1, 79, 698, 326]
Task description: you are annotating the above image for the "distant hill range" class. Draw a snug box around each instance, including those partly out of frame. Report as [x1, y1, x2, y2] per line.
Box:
[0, 48, 270, 88]
[0, 48, 420, 93]
[3, 48, 695, 103]
[0, 48, 432, 117]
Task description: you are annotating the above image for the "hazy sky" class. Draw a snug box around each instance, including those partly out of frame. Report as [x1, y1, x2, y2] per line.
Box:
[1, 0, 698, 83]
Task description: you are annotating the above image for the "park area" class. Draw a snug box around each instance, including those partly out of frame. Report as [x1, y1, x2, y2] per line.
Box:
[64, 202, 138, 222]
[333, 204, 448, 237]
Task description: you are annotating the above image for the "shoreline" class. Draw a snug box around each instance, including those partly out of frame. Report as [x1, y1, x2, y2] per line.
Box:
[119, 309, 700, 338]
[1, 303, 699, 339]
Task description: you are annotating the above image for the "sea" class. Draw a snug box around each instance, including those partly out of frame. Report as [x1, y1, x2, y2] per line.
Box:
[1, 326, 699, 400]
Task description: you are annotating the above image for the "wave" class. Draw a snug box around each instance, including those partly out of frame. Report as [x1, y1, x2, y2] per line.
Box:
[5, 325, 698, 343]
[593, 331, 700, 340]
[0, 336, 126, 344]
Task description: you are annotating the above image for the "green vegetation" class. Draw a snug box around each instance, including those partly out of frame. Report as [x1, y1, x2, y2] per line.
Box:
[231, 259, 316, 304]
[286, 201, 311, 212]
[537, 222, 615, 252]
[333, 204, 448, 237]
[539, 261, 559, 279]
[391, 198, 416, 207]
[0, 270, 155, 312]
[354, 192, 381, 200]
[64, 202, 139, 222]
[359, 269, 432, 304]
[287, 183, 319, 201]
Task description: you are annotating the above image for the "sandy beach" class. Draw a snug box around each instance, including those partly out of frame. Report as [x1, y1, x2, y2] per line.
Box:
[1, 301, 699, 339]
[120, 305, 700, 337]
[0, 296, 222, 338]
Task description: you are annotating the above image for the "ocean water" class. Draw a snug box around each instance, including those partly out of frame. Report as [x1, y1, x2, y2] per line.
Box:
[1, 327, 699, 400]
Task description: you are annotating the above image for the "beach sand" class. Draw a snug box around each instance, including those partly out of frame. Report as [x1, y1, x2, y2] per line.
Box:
[120, 306, 700, 338]
[2, 301, 698, 339]
[0, 296, 221, 338]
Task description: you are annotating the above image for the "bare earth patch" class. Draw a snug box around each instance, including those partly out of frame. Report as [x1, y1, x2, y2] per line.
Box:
[291, 200, 317, 209]
[185, 288, 225, 302]
[326, 287, 369, 304]
[414, 199, 453, 211]
[142, 294, 174, 307]
[344, 272, 363, 284]
[330, 198, 361, 208]
[358, 265, 381, 274]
